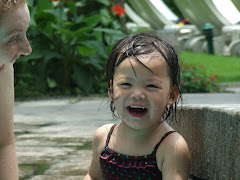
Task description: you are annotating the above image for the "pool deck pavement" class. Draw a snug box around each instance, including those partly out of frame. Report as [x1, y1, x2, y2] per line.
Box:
[14, 86, 240, 179]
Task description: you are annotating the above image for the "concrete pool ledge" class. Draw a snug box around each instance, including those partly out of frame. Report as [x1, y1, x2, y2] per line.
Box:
[172, 104, 240, 180]
[14, 98, 239, 179]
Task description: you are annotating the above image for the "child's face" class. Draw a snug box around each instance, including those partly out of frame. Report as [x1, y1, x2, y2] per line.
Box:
[0, 3, 32, 66]
[109, 52, 178, 129]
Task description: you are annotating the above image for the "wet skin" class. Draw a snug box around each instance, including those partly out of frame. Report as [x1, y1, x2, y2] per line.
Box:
[110, 52, 177, 131]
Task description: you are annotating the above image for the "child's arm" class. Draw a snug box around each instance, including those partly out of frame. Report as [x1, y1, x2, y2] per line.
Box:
[84, 124, 113, 180]
[158, 133, 190, 180]
[0, 64, 18, 180]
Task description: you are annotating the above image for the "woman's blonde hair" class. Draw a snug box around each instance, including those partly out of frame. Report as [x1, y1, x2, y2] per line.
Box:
[0, 0, 26, 14]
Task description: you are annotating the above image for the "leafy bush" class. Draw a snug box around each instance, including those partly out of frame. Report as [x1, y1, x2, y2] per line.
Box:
[179, 51, 240, 83]
[14, 0, 223, 97]
[14, 0, 127, 97]
[180, 61, 222, 93]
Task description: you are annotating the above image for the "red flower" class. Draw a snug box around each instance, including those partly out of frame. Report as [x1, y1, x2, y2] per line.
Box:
[184, 64, 191, 70]
[209, 74, 219, 81]
[180, 80, 184, 85]
[193, 76, 198, 83]
[111, 3, 126, 17]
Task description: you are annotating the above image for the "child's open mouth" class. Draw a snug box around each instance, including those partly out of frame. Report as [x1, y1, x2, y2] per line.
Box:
[127, 106, 148, 117]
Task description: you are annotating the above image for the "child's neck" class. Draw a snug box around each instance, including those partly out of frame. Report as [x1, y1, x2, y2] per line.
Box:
[118, 121, 163, 142]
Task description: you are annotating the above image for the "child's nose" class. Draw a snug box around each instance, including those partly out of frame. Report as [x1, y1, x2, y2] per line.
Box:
[19, 36, 32, 56]
[131, 88, 145, 100]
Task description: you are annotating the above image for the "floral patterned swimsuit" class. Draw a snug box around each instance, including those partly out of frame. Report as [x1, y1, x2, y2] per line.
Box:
[100, 124, 176, 180]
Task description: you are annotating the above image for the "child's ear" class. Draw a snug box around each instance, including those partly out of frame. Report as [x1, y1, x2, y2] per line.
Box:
[168, 85, 179, 105]
[108, 81, 113, 99]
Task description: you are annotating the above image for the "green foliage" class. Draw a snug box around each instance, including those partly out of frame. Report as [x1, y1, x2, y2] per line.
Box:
[14, 0, 127, 97]
[179, 51, 240, 83]
[180, 61, 222, 93]
[14, 1, 229, 97]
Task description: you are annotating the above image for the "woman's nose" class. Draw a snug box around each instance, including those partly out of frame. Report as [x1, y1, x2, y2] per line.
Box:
[19, 36, 32, 56]
[131, 88, 145, 100]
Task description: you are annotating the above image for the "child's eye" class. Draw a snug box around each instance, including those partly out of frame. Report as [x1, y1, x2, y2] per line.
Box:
[147, 84, 158, 89]
[120, 83, 131, 88]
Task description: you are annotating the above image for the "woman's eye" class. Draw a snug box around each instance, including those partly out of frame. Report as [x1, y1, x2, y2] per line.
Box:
[8, 35, 18, 43]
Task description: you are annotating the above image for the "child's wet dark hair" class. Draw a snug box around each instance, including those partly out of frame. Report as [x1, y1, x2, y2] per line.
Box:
[106, 32, 182, 122]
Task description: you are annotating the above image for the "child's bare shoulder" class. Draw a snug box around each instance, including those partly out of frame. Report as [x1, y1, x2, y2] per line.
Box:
[93, 124, 114, 139]
[166, 132, 188, 149]
[157, 123, 189, 154]
[160, 132, 189, 157]
[156, 132, 190, 172]
[92, 124, 115, 150]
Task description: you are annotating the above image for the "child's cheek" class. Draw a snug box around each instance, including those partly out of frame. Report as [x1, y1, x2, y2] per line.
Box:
[113, 87, 121, 99]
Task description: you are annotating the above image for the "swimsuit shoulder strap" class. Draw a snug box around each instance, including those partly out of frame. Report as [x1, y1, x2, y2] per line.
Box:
[152, 131, 176, 154]
[106, 124, 117, 146]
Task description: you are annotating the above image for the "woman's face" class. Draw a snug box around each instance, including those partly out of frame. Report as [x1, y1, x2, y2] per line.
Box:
[0, 3, 32, 66]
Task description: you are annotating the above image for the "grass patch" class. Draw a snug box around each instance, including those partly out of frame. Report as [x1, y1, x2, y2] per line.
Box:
[14, 130, 31, 136]
[76, 141, 92, 150]
[19, 163, 50, 180]
[179, 51, 240, 83]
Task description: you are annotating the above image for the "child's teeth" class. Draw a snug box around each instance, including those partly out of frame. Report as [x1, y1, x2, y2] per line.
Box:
[130, 106, 145, 109]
